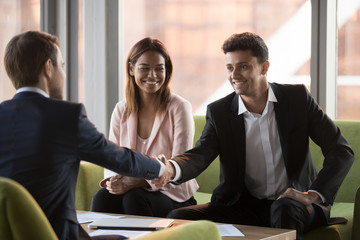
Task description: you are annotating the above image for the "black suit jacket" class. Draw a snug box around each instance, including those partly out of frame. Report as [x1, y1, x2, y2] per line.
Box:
[174, 83, 353, 212]
[0, 92, 161, 240]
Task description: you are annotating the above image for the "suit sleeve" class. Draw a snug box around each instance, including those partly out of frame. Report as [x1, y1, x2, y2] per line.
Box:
[76, 104, 161, 180]
[173, 105, 220, 183]
[304, 87, 354, 204]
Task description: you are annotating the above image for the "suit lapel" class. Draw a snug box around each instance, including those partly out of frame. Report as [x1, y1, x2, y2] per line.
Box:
[229, 94, 246, 171]
[270, 83, 290, 170]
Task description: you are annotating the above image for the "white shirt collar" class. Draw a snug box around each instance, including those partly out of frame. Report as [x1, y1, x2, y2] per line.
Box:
[238, 85, 277, 115]
[16, 87, 49, 98]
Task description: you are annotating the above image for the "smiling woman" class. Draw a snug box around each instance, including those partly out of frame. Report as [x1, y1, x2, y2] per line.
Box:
[130, 51, 166, 97]
[124, 38, 173, 119]
[90, 37, 199, 218]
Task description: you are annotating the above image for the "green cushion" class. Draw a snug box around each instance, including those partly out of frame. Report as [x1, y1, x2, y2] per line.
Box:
[193, 115, 220, 194]
[0, 177, 57, 240]
[304, 202, 354, 240]
[133, 220, 221, 240]
[311, 120, 360, 203]
[193, 192, 212, 205]
[76, 161, 104, 210]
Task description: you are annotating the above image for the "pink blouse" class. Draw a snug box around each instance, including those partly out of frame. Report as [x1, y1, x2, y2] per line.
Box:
[102, 93, 199, 202]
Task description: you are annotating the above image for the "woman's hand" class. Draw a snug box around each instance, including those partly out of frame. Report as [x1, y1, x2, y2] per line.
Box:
[106, 175, 149, 195]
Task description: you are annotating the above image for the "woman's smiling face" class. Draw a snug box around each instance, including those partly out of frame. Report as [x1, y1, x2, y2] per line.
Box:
[130, 50, 166, 96]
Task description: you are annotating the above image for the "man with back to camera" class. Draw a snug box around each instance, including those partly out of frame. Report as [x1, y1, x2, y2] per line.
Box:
[0, 31, 170, 240]
[153, 32, 354, 239]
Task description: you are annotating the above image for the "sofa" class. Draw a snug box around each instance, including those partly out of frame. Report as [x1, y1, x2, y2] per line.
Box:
[76, 116, 360, 240]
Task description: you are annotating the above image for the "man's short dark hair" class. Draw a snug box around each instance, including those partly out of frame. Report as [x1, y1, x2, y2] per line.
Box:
[4, 31, 59, 89]
[222, 32, 268, 63]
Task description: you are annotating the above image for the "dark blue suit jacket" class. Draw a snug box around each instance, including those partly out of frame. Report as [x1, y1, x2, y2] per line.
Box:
[0, 91, 161, 239]
[174, 83, 353, 220]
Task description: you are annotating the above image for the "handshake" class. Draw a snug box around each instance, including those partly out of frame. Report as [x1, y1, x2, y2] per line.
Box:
[151, 154, 177, 188]
[103, 154, 177, 195]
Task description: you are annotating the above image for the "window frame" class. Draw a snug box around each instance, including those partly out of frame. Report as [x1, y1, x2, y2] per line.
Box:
[41, 0, 342, 130]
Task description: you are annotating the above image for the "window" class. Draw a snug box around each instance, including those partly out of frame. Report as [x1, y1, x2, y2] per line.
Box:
[78, 0, 84, 103]
[0, 0, 40, 102]
[3, 1, 357, 122]
[337, 0, 360, 120]
[123, 0, 311, 114]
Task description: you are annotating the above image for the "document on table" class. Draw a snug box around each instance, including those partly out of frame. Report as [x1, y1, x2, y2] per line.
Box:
[217, 224, 245, 237]
[89, 229, 151, 239]
[77, 212, 123, 224]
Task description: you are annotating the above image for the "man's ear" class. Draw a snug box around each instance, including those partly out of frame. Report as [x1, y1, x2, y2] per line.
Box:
[43, 59, 53, 78]
[261, 60, 270, 75]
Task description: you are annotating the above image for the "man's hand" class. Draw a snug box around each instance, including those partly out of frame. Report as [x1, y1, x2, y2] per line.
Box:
[106, 175, 148, 195]
[151, 157, 175, 188]
[277, 187, 319, 206]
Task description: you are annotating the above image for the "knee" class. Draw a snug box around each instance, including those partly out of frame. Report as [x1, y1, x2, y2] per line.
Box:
[90, 187, 111, 211]
[271, 198, 297, 215]
[166, 205, 201, 220]
[270, 198, 307, 228]
[167, 208, 187, 219]
[93, 187, 110, 199]
[90, 187, 124, 213]
[122, 188, 147, 203]
[91, 187, 112, 204]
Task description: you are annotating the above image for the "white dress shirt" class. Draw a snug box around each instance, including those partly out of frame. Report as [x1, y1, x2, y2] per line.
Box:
[171, 89, 290, 200]
[239, 87, 289, 199]
[16, 87, 49, 98]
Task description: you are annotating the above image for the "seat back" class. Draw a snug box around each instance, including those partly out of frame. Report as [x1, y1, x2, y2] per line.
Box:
[132, 220, 221, 240]
[76, 161, 104, 210]
[310, 120, 360, 203]
[193, 115, 220, 194]
[352, 186, 360, 240]
[0, 177, 57, 240]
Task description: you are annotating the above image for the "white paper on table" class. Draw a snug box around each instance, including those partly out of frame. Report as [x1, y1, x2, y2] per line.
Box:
[77, 212, 123, 224]
[217, 224, 245, 237]
[89, 229, 151, 238]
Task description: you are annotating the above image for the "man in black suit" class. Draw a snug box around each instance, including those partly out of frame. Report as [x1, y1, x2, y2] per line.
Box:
[0, 31, 168, 240]
[154, 32, 354, 239]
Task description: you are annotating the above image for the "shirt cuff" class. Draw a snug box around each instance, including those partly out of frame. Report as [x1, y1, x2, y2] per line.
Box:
[308, 190, 325, 203]
[158, 160, 165, 177]
[169, 159, 182, 182]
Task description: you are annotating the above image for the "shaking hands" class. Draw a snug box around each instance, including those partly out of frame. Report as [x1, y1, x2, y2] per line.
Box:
[151, 154, 176, 188]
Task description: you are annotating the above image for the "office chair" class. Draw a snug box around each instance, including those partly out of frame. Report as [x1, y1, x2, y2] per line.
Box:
[0, 177, 57, 240]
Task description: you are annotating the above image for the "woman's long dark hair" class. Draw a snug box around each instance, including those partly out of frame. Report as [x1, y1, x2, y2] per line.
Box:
[124, 37, 173, 119]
